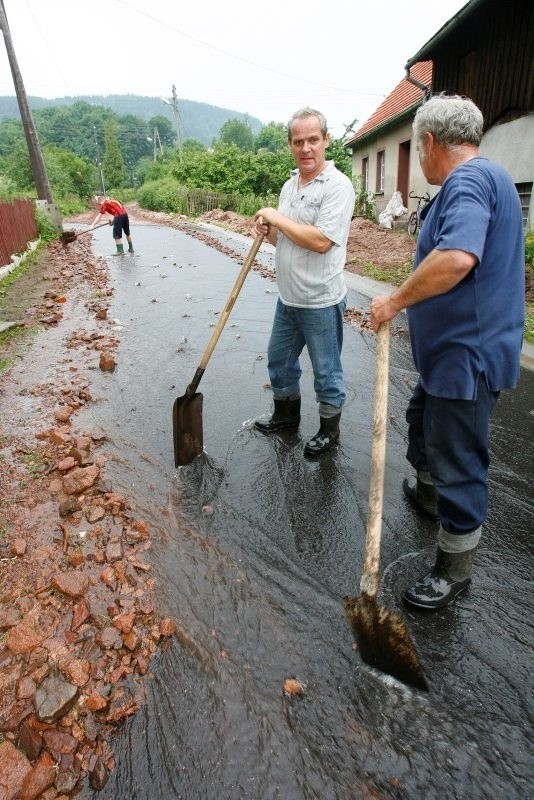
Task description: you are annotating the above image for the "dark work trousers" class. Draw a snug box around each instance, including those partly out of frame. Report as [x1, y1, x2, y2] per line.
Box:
[112, 213, 130, 239]
[406, 376, 499, 534]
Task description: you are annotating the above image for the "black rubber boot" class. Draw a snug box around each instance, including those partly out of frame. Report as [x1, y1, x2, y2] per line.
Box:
[254, 397, 301, 433]
[403, 471, 438, 520]
[403, 546, 478, 609]
[304, 413, 340, 457]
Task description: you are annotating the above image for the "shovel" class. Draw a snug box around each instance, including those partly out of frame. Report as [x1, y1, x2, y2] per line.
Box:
[343, 321, 428, 691]
[173, 233, 264, 467]
[60, 221, 111, 246]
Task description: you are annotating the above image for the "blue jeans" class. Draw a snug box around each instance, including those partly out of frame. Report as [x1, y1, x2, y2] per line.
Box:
[406, 376, 499, 534]
[267, 297, 346, 408]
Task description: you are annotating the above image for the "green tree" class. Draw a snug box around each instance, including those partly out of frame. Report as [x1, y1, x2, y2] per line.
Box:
[0, 118, 24, 158]
[42, 144, 96, 200]
[117, 114, 152, 167]
[254, 122, 287, 153]
[250, 149, 294, 195]
[0, 139, 33, 191]
[217, 118, 254, 151]
[148, 115, 176, 149]
[183, 138, 206, 153]
[102, 120, 126, 189]
[0, 140, 95, 201]
[325, 137, 352, 177]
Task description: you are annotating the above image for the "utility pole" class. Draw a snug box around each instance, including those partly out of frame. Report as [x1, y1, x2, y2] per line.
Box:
[0, 0, 55, 206]
[171, 85, 183, 164]
[155, 126, 163, 158]
[93, 125, 106, 196]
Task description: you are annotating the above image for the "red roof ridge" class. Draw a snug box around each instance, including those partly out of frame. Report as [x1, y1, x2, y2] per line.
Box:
[347, 61, 433, 144]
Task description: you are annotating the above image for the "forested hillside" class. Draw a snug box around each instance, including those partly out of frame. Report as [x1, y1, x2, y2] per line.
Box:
[0, 94, 263, 146]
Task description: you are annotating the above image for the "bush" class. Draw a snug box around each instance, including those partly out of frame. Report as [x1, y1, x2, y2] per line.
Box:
[56, 196, 89, 217]
[352, 175, 376, 220]
[235, 193, 278, 217]
[525, 230, 534, 269]
[35, 208, 57, 243]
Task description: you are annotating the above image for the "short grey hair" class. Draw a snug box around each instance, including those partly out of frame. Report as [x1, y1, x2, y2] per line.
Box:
[287, 107, 328, 141]
[413, 94, 483, 148]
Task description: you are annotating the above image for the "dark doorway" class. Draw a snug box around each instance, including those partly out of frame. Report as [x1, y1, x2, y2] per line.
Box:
[397, 140, 411, 205]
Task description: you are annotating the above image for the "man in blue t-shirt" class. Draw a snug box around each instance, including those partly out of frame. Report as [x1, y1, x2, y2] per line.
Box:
[370, 94, 524, 610]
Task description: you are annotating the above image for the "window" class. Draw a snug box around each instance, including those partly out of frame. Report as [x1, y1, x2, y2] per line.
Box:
[515, 182, 532, 230]
[376, 150, 385, 193]
[361, 157, 369, 192]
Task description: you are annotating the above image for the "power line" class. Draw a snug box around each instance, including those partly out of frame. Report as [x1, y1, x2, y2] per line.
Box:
[22, 0, 71, 94]
[113, 0, 378, 98]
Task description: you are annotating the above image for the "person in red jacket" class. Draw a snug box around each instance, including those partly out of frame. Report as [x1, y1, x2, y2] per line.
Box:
[92, 196, 134, 255]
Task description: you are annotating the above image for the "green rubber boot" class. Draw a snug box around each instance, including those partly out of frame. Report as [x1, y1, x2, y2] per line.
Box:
[115, 243, 124, 255]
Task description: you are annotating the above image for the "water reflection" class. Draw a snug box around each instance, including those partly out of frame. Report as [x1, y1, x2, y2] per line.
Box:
[84, 224, 533, 800]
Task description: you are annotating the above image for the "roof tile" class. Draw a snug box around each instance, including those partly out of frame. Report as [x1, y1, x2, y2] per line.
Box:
[347, 61, 433, 143]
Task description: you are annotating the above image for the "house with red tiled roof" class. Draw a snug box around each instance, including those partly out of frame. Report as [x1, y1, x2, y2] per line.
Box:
[346, 61, 432, 218]
[348, 0, 533, 228]
[405, 0, 533, 229]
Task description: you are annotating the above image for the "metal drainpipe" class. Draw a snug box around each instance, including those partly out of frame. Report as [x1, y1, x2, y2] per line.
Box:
[404, 67, 431, 97]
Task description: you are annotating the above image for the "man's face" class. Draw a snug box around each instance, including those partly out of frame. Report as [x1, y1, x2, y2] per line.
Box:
[289, 116, 329, 181]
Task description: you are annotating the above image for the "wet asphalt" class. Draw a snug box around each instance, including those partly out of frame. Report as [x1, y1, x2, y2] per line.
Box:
[80, 222, 533, 800]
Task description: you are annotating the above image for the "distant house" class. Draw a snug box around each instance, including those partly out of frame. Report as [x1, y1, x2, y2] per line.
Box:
[348, 0, 534, 227]
[345, 61, 432, 216]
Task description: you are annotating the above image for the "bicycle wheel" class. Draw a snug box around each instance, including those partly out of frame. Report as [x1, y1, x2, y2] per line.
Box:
[408, 211, 418, 235]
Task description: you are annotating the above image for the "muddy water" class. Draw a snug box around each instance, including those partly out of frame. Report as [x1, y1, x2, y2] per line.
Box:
[82, 224, 533, 799]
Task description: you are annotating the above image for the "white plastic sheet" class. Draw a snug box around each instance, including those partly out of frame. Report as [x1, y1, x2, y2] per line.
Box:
[378, 191, 407, 229]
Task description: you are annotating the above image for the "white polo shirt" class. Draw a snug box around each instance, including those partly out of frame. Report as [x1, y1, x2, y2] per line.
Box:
[275, 161, 355, 308]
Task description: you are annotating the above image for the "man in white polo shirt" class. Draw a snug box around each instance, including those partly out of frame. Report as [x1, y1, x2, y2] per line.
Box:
[253, 107, 355, 456]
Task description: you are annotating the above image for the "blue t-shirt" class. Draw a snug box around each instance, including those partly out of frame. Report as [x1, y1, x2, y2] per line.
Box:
[407, 157, 525, 399]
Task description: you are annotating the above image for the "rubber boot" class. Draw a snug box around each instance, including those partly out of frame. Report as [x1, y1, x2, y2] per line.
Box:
[115, 243, 124, 255]
[403, 545, 478, 609]
[304, 413, 341, 457]
[254, 396, 301, 433]
[128, 241, 134, 253]
[403, 470, 438, 520]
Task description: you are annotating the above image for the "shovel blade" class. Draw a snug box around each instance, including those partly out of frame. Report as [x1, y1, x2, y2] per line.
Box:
[172, 391, 204, 467]
[344, 594, 428, 692]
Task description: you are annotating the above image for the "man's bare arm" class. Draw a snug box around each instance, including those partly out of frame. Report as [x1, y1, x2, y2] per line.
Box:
[254, 207, 331, 253]
[370, 248, 477, 331]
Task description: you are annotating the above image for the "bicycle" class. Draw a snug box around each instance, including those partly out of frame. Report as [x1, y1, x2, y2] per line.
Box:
[407, 190, 430, 235]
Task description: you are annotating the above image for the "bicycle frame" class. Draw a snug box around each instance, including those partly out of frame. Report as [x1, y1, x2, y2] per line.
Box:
[408, 191, 430, 235]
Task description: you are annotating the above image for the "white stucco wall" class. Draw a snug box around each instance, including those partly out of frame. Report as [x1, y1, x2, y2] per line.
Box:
[352, 112, 533, 224]
[481, 115, 534, 229]
[480, 115, 534, 183]
[350, 119, 437, 215]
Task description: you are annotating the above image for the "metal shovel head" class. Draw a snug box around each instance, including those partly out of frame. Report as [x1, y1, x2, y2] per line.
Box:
[60, 230, 77, 245]
[172, 390, 204, 467]
[343, 594, 428, 692]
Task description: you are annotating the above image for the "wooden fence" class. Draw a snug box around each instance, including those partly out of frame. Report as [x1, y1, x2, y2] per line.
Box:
[0, 199, 38, 268]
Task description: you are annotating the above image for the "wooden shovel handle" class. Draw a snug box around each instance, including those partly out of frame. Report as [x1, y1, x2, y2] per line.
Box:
[360, 321, 390, 599]
[197, 234, 264, 374]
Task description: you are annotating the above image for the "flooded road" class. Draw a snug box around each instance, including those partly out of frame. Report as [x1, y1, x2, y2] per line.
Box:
[82, 223, 533, 799]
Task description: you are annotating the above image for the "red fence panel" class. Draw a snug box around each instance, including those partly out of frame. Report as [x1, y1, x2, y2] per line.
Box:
[0, 199, 39, 268]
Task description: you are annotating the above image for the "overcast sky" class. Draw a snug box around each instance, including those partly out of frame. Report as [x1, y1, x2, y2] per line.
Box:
[0, 0, 469, 139]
